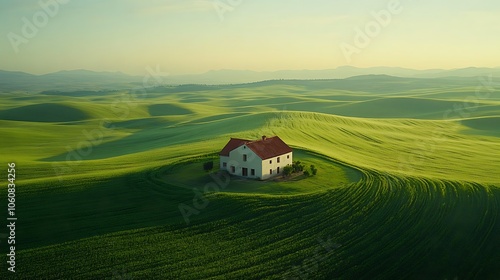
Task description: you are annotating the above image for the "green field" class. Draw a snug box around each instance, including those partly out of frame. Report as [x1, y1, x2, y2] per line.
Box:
[1, 77, 499, 279]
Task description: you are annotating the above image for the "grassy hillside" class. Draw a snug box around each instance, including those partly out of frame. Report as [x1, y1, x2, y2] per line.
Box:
[0, 78, 499, 279]
[0, 103, 90, 122]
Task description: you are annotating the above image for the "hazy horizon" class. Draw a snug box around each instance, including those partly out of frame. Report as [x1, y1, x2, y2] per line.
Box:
[3, 65, 500, 77]
[2, 0, 500, 76]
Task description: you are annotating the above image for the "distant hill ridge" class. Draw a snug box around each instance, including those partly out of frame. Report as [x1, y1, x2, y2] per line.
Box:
[0, 66, 499, 91]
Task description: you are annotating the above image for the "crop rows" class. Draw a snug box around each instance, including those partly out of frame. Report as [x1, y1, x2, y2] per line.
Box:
[6, 165, 498, 279]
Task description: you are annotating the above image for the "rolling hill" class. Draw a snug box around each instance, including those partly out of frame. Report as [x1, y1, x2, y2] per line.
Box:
[0, 76, 499, 279]
[1, 66, 500, 91]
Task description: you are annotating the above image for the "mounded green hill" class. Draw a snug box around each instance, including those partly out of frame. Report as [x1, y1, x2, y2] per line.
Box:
[462, 116, 500, 136]
[149, 104, 193, 116]
[0, 103, 89, 122]
[1, 78, 499, 279]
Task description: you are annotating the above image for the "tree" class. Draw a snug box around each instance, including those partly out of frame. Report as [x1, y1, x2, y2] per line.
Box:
[283, 165, 293, 177]
[292, 161, 305, 173]
[310, 165, 317, 176]
[203, 161, 214, 172]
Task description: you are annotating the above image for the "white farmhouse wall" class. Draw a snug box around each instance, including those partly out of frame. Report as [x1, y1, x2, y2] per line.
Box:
[219, 156, 230, 171]
[260, 151, 293, 180]
[227, 144, 262, 179]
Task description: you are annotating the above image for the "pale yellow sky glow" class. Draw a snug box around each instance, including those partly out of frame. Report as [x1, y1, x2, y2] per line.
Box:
[1, 0, 499, 75]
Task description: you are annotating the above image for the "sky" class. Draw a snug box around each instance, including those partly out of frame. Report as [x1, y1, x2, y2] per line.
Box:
[1, 0, 499, 76]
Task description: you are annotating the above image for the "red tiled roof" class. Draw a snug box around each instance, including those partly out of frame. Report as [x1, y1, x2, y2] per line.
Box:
[219, 136, 292, 160]
[219, 138, 251, 156]
[246, 136, 292, 160]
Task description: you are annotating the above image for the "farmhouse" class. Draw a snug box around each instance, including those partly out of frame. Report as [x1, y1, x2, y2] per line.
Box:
[219, 136, 293, 180]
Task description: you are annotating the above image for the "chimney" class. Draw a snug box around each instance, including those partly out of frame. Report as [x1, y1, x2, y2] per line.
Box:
[261, 135, 267, 141]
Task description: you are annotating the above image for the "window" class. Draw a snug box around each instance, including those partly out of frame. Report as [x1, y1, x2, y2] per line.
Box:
[242, 168, 248, 176]
[269, 169, 273, 174]
[251, 169, 255, 176]
[223, 162, 227, 168]
[277, 157, 280, 163]
[269, 160, 272, 164]
[287, 155, 290, 159]
[277, 167, 280, 173]
[231, 166, 235, 173]
[243, 154, 247, 162]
